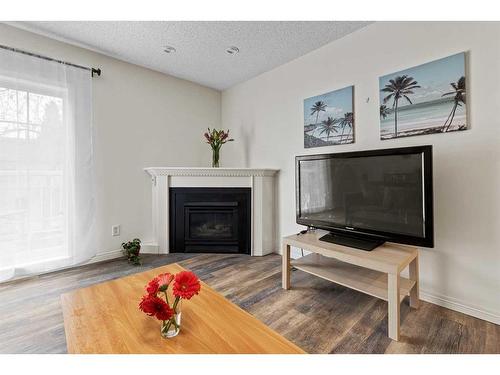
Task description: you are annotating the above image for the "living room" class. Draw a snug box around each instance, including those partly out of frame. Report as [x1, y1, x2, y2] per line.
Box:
[1, 1, 499, 373]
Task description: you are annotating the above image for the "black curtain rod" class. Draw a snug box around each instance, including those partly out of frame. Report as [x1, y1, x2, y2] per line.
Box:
[0, 44, 101, 77]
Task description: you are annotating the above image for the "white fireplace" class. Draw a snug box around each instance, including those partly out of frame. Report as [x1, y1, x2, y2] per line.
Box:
[144, 167, 279, 256]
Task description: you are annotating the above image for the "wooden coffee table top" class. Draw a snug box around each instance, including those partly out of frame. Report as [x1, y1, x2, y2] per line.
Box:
[61, 263, 305, 354]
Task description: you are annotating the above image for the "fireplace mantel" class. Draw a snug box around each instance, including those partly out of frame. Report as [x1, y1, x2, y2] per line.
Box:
[144, 167, 278, 178]
[144, 167, 279, 256]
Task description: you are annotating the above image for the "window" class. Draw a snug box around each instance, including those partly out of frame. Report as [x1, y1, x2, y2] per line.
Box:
[0, 86, 63, 140]
[0, 83, 68, 268]
[0, 47, 95, 281]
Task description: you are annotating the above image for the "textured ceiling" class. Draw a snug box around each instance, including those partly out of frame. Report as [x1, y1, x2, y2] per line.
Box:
[12, 21, 371, 90]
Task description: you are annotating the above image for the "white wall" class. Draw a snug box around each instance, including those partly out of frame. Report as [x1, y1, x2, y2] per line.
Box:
[221, 22, 500, 324]
[0, 23, 221, 261]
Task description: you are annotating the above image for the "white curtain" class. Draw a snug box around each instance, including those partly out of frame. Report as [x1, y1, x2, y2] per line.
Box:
[0, 47, 96, 282]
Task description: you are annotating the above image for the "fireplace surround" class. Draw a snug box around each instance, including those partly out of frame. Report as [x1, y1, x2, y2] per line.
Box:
[144, 167, 279, 256]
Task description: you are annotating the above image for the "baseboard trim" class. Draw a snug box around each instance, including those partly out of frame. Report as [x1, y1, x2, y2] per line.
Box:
[141, 243, 159, 254]
[88, 243, 159, 264]
[2, 243, 161, 284]
[284, 248, 500, 325]
[89, 249, 123, 264]
[8, 246, 500, 325]
[2, 250, 125, 284]
[420, 290, 500, 325]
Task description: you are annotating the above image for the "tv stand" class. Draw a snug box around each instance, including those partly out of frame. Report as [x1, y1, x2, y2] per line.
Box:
[282, 232, 420, 341]
[319, 232, 385, 251]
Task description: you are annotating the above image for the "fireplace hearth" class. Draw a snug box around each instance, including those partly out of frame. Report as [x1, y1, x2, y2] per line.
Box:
[169, 188, 251, 254]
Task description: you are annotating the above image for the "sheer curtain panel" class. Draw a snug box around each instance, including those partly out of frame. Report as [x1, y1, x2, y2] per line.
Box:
[0, 48, 96, 282]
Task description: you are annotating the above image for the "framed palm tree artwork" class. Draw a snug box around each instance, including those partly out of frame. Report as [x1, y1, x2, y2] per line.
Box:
[379, 52, 467, 140]
[303, 85, 354, 148]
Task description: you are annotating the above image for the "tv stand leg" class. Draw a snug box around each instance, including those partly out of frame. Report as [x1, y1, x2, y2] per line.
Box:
[409, 255, 420, 308]
[388, 273, 401, 341]
[282, 243, 291, 290]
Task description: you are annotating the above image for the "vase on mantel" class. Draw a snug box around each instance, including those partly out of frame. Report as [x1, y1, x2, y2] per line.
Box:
[212, 147, 220, 168]
[204, 128, 234, 168]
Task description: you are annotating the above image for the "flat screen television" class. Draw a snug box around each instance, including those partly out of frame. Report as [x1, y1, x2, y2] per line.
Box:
[296, 145, 433, 250]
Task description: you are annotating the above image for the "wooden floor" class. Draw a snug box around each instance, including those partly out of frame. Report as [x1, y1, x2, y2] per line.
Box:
[1, 253, 499, 354]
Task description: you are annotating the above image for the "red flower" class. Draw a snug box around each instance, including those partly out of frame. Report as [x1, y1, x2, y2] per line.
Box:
[173, 271, 201, 300]
[139, 295, 174, 321]
[145, 278, 160, 295]
[157, 272, 174, 291]
[155, 303, 174, 321]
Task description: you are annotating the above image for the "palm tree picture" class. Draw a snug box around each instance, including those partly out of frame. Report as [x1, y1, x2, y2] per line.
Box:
[380, 105, 390, 119]
[338, 112, 354, 143]
[379, 52, 467, 140]
[381, 75, 420, 137]
[318, 117, 339, 141]
[303, 86, 354, 148]
[441, 76, 466, 132]
[310, 101, 327, 127]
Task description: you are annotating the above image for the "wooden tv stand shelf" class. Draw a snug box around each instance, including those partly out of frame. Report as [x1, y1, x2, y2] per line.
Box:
[282, 232, 420, 341]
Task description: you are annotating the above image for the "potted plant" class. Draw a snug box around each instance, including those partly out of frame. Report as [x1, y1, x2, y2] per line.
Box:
[122, 238, 141, 265]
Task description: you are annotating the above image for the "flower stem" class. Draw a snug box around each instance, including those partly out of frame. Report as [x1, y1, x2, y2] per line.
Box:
[162, 320, 171, 333]
[161, 297, 181, 335]
[172, 296, 180, 312]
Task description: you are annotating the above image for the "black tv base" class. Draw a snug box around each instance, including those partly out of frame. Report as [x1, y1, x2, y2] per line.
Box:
[319, 232, 385, 251]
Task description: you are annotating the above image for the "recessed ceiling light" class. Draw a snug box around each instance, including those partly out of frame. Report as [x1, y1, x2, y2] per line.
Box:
[163, 45, 176, 54]
[225, 46, 240, 55]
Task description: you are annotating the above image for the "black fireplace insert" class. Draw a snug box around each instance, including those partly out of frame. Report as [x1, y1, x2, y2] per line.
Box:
[169, 187, 251, 254]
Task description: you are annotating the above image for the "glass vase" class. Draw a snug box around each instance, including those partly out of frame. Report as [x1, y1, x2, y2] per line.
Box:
[160, 300, 182, 339]
[212, 147, 220, 168]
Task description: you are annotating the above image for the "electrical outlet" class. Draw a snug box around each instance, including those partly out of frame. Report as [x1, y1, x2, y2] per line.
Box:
[111, 225, 120, 236]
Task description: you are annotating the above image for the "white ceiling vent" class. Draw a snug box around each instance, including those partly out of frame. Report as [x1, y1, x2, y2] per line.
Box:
[225, 46, 240, 55]
[163, 45, 176, 53]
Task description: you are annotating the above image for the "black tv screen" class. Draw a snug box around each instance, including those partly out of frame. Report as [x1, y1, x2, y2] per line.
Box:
[296, 146, 433, 247]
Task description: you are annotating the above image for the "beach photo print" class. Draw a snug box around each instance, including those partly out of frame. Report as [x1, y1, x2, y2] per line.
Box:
[379, 52, 467, 140]
[304, 85, 354, 148]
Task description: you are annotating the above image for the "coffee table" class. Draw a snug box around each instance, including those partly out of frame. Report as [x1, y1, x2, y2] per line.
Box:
[61, 263, 305, 354]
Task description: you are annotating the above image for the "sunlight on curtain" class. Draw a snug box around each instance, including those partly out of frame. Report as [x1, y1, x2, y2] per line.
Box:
[0, 48, 95, 281]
